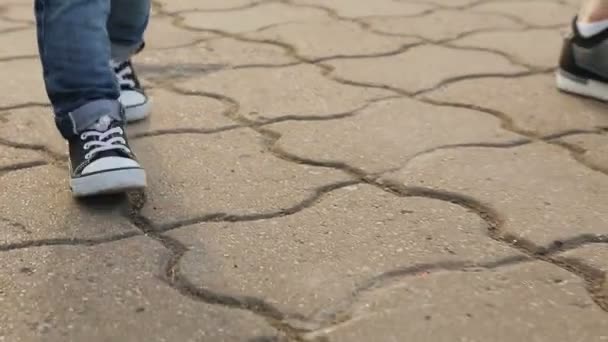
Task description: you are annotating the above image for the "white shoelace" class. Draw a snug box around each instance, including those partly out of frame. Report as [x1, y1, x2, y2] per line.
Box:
[81, 127, 131, 160]
[111, 61, 136, 89]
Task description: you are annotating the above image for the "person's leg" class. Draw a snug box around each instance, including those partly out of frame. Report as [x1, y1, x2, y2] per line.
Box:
[107, 0, 152, 122]
[556, 0, 608, 101]
[35, 0, 146, 196]
[35, 0, 121, 135]
[579, 0, 608, 23]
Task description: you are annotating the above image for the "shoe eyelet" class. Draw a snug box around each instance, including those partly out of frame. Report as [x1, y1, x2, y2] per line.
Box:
[80, 133, 87, 140]
[83, 143, 90, 150]
[84, 153, 91, 160]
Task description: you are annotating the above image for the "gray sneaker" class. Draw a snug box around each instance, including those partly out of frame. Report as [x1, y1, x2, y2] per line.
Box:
[557, 18, 608, 102]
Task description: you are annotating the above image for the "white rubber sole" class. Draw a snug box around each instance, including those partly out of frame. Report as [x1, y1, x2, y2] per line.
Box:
[71, 168, 146, 197]
[556, 70, 608, 102]
[125, 100, 151, 123]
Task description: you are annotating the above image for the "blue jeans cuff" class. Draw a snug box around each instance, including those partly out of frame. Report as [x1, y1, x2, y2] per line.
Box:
[55, 99, 123, 139]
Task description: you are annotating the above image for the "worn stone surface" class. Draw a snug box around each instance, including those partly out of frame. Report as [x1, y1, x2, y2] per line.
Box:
[326, 45, 527, 94]
[247, 19, 419, 61]
[175, 64, 390, 120]
[383, 143, 608, 247]
[1, 0, 607, 341]
[366, 9, 523, 41]
[450, 28, 563, 69]
[323, 263, 608, 342]
[0, 166, 139, 246]
[133, 131, 351, 226]
[267, 97, 522, 173]
[293, 0, 434, 18]
[169, 184, 520, 317]
[0, 237, 278, 342]
[424, 74, 608, 136]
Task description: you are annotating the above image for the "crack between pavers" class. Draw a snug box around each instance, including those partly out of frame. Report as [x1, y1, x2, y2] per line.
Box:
[0, 160, 47, 174]
[123, 190, 309, 341]
[0, 231, 142, 252]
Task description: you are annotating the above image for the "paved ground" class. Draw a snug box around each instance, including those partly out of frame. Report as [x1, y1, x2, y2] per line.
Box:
[1, 0, 607, 341]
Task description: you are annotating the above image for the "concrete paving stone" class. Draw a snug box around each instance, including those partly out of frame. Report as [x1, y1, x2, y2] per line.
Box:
[267, 97, 522, 174]
[0, 107, 65, 157]
[133, 131, 352, 226]
[168, 184, 522, 317]
[450, 28, 563, 69]
[420, 0, 481, 7]
[326, 44, 526, 94]
[247, 19, 419, 61]
[157, 0, 257, 13]
[127, 88, 234, 138]
[0, 3, 34, 24]
[424, 74, 608, 136]
[0, 237, 278, 342]
[292, 0, 434, 18]
[559, 133, 608, 173]
[0, 59, 48, 107]
[382, 142, 608, 247]
[321, 262, 608, 342]
[0, 166, 139, 246]
[0, 27, 35, 59]
[559, 245, 608, 273]
[139, 36, 295, 84]
[145, 16, 216, 50]
[0, 144, 42, 170]
[180, 2, 325, 34]
[471, 1, 573, 27]
[0, 18, 28, 33]
[175, 64, 390, 121]
[365, 9, 523, 42]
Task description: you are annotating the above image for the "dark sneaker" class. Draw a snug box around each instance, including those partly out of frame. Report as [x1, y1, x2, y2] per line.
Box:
[69, 115, 146, 197]
[111, 59, 151, 122]
[557, 18, 608, 102]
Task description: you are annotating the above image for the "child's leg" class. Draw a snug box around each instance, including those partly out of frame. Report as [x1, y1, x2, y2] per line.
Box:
[35, 0, 121, 138]
[107, 0, 151, 122]
[35, 0, 146, 197]
[108, 0, 151, 63]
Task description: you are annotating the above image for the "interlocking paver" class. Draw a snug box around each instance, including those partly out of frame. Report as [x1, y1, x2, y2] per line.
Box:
[365, 9, 522, 41]
[424, 74, 608, 136]
[0, 27, 35, 59]
[158, 0, 256, 13]
[180, 2, 325, 34]
[559, 134, 608, 173]
[0, 107, 64, 157]
[267, 97, 521, 173]
[326, 44, 526, 94]
[127, 88, 233, 138]
[0, 59, 47, 107]
[382, 143, 608, 247]
[133, 131, 351, 226]
[292, 0, 434, 18]
[323, 263, 608, 342]
[140, 36, 295, 84]
[471, 1, 572, 27]
[169, 184, 521, 317]
[247, 19, 419, 61]
[2, 0, 607, 340]
[175, 64, 389, 121]
[0, 237, 278, 341]
[0, 166, 139, 246]
[450, 28, 563, 69]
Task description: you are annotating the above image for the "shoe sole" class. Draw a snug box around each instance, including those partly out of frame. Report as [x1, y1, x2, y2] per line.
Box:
[71, 168, 147, 197]
[556, 69, 608, 102]
[125, 100, 151, 123]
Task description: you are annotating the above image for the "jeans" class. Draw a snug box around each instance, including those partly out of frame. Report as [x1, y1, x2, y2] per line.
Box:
[35, 0, 150, 139]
